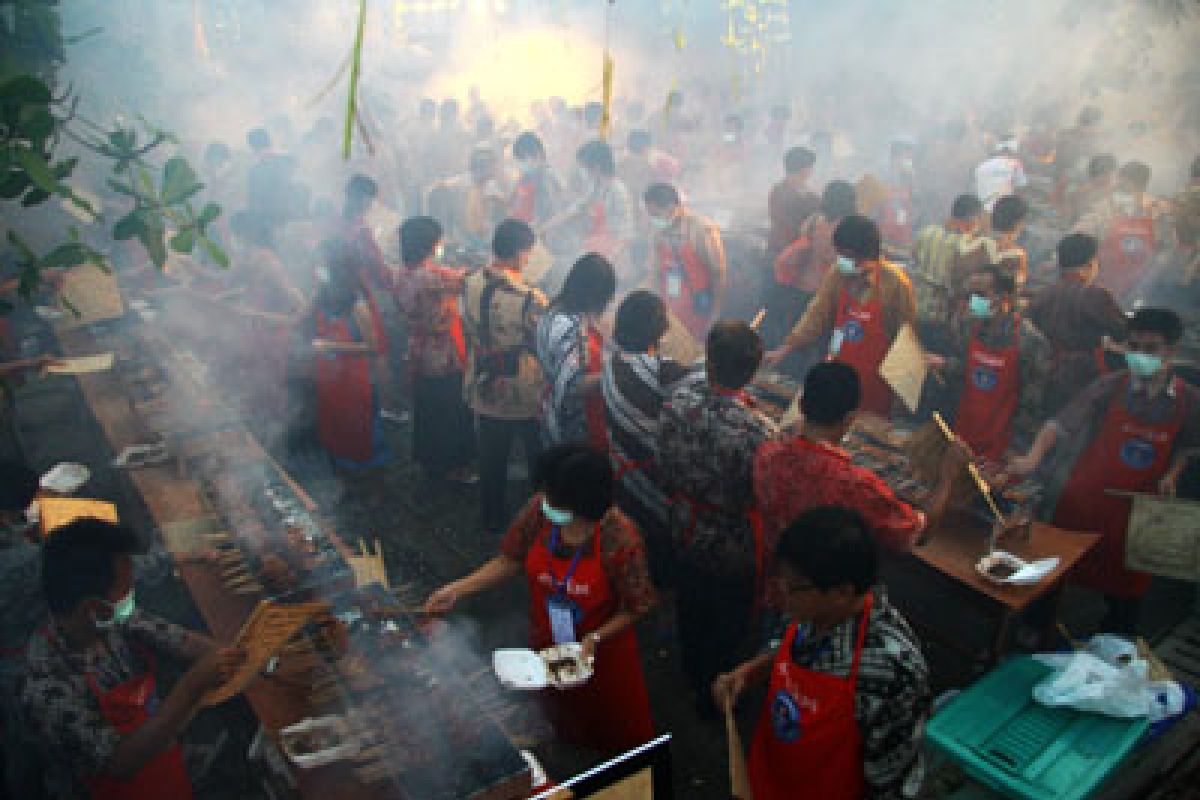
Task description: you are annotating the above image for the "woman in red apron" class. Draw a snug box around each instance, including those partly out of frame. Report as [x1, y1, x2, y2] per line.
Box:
[954, 321, 1021, 463]
[1052, 374, 1187, 600]
[424, 445, 656, 753]
[831, 288, 893, 418]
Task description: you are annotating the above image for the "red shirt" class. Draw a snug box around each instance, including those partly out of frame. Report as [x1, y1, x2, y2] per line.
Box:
[754, 436, 925, 552]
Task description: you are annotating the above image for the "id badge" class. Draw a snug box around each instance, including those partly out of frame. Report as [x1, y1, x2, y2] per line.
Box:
[829, 327, 845, 357]
[547, 594, 579, 644]
[666, 268, 683, 299]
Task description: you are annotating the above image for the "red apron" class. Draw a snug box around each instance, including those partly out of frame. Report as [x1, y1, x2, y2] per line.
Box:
[1100, 215, 1155, 299]
[83, 646, 194, 800]
[748, 593, 872, 800]
[511, 176, 537, 224]
[525, 519, 655, 752]
[954, 319, 1021, 462]
[656, 238, 714, 339]
[830, 288, 893, 418]
[584, 198, 618, 260]
[315, 311, 375, 463]
[1052, 375, 1186, 598]
[582, 323, 608, 451]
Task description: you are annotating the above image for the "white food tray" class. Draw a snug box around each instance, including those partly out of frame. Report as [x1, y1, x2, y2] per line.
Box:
[493, 642, 594, 691]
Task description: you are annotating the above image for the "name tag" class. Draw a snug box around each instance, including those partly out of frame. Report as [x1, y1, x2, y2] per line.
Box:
[666, 269, 683, 299]
[828, 327, 845, 357]
[547, 594, 580, 644]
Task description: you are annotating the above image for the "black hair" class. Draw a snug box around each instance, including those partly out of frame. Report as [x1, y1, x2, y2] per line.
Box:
[950, 194, 984, 222]
[476, 115, 495, 138]
[535, 444, 614, 521]
[643, 182, 680, 209]
[42, 519, 143, 615]
[991, 195, 1029, 233]
[554, 253, 616, 314]
[0, 461, 38, 513]
[247, 127, 271, 152]
[468, 146, 497, 172]
[821, 180, 857, 221]
[832, 215, 882, 260]
[492, 218, 536, 260]
[784, 146, 816, 175]
[583, 102, 605, 126]
[513, 131, 546, 161]
[627, 129, 652, 154]
[614, 290, 669, 353]
[775, 506, 877, 593]
[344, 174, 378, 221]
[577, 139, 616, 176]
[203, 142, 231, 167]
[1087, 153, 1118, 180]
[439, 98, 459, 118]
[706, 320, 763, 390]
[801, 362, 860, 425]
[1057, 232, 1099, 272]
[1129, 307, 1184, 345]
[399, 216, 443, 267]
[976, 264, 1016, 296]
[1078, 105, 1102, 127]
[1118, 161, 1152, 191]
[419, 98, 437, 117]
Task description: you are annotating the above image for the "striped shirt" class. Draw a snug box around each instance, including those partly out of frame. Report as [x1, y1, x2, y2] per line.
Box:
[535, 310, 596, 444]
[601, 350, 695, 535]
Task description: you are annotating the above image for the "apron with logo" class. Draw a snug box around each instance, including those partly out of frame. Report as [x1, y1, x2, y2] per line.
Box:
[748, 593, 872, 800]
[656, 237, 713, 340]
[954, 320, 1021, 462]
[1052, 376, 1186, 598]
[830, 289, 893, 418]
[1100, 215, 1155, 299]
[525, 518, 654, 752]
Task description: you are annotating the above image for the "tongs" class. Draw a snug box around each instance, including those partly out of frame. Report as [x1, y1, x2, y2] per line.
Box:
[932, 413, 1007, 550]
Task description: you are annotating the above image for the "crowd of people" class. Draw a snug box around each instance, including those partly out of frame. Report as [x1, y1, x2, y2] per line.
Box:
[3, 84, 1200, 798]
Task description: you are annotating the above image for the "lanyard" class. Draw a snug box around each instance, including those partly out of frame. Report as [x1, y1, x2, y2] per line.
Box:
[548, 525, 587, 596]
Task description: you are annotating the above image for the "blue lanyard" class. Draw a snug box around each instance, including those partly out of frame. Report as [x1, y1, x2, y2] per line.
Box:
[548, 525, 587, 596]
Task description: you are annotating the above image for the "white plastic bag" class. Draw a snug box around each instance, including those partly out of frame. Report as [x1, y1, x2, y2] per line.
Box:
[1032, 636, 1186, 722]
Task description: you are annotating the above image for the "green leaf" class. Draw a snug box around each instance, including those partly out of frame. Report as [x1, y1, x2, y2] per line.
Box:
[161, 157, 203, 205]
[20, 187, 50, 206]
[137, 220, 168, 269]
[14, 147, 64, 195]
[52, 157, 78, 179]
[113, 210, 146, 241]
[0, 75, 52, 104]
[169, 228, 196, 254]
[41, 243, 96, 270]
[198, 234, 230, 269]
[197, 201, 221, 227]
[0, 172, 29, 199]
[105, 178, 138, 198]
[107, 129, 135, 154]
[17, 105, 55, 142]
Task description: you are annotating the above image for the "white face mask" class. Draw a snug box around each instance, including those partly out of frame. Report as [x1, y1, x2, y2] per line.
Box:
[434, 242, 446, 262]
[315, 265, 331, 284]
[649, 215, 672, 231]
[836, 255, 859, 275]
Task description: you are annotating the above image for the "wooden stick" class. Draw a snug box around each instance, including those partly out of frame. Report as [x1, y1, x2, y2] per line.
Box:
[724, 699, 753, 800]
[932, 412, 1007, 527]
[749, 307, 766, 331]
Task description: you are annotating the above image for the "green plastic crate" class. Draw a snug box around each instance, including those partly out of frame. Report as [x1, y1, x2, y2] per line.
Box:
[927, 656, 1150, 800]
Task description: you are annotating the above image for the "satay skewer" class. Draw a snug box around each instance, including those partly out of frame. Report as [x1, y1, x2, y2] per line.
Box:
[931, 412, 1007, 529]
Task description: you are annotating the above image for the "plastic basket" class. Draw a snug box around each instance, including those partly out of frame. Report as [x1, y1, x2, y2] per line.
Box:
[927, 656, 1149, 800]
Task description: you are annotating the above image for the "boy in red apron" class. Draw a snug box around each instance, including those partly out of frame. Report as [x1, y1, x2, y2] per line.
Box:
[425, 445, 656, 753]
[768, 215, 918, 420]
[1009, 308, 1199, 633]
[713, 507, 930, 800]
[644, 183, 727, 340]
[21, 519, 245, 799]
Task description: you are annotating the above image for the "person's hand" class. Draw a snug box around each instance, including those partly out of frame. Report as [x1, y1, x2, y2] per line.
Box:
[424, 582, 459, 615]
[763, 346, 790, 370]
[938, 437, 974, 482]
[924, 353, 946, 371]
[581, 633, 600, 668]
[41, 268, 68, 288]
[1158, 470, 1180, 498]
[185, 646, 247, 692]
[1007, 453, 1039, 478]
[712, 667, 747, 712]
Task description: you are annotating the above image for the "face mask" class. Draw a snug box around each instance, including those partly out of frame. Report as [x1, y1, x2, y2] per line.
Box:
[315, 265, 331, 284]
[434, 243, 446, 262]
[899, 158, 915, 172]
[541, 498, 574, 526]
[517, 160, 538, 176]
[649, 215, 672, 231]
[836, 255, 859, 276]
[93, 589, 136, 630]
[1125, 351, 1163, 379]
[968, 293, 994, 318]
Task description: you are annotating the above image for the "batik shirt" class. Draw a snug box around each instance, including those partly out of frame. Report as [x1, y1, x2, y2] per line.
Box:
[394, 262, 467, 377]
[535, 310, 599, 445]
[657, 376, 778, 577]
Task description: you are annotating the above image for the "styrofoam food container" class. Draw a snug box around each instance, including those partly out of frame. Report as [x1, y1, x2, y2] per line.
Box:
[280, 715, 359, 769]
[493, 643, 594, 691]
[976, 551, 1059, 586]
[40, 462, 90, 494]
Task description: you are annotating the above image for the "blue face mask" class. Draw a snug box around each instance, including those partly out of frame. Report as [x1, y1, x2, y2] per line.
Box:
[1125, 351, 1163, 379]
[541, 498, 574, 526]
[93, 589, 136, 630]
[968, 293, 994, 318]
[836, 255, 858, 275]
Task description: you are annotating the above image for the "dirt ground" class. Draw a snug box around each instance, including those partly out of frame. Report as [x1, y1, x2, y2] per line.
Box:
[11, 327, 1199, 800]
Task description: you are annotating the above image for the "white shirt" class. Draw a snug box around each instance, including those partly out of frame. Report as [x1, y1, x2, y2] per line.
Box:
[974, 155, 1028, 210]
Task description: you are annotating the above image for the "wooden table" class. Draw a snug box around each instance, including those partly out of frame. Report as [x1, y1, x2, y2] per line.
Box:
[901, 515, 1101, 666]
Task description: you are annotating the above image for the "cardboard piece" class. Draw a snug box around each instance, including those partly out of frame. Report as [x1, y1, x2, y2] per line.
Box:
[55, 263, 125, 328]
[160, 516, 224, 557]
[201, 600, 330, 707]
[1125, 494, 1200, 581]
[879, 323, 927, 413]
[347, 539, 389, 589]
[39, 497, 118, 536]
[45, 353, 115, 375]
[659, 308, 703, 365]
